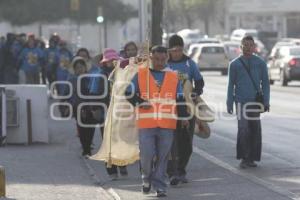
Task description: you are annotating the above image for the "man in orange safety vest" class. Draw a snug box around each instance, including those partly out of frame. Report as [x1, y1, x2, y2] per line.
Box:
[125, 45, 189, 197]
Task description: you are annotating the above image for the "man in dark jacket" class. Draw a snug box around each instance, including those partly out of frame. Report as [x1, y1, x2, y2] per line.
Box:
[167, 35, 205, 185]
[3, 33, 19, 84]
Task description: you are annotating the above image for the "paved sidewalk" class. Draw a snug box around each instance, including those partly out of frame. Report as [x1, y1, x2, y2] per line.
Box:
[0, 118, 113, 200]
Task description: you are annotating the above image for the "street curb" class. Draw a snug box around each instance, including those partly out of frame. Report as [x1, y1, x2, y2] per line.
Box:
[81, 157, 121, 200]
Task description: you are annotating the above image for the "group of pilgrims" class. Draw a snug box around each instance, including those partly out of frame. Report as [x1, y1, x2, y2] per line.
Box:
[1, 31, 270, 197]
[58, 34, 209, 198]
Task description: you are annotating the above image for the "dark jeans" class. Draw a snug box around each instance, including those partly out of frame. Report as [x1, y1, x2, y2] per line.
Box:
[76, 108, 96, 155]
[167, 117, 195, 177]
[4, 67, 18, 84]
[100, 127, 128, 175]
[77, 124, 95, 155]
[236, 103, 262, 162]
[46, 70, 56, 87]
[25, 71, 40, 84]
[0, 68, 4, 84]
[41, 67, 46, 85]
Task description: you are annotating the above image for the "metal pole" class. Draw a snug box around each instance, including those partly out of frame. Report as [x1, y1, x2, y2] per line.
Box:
[26, 99, 32, 145]
[99, 24, 102, 53]
[0, 87, 6, 146]
[0, 165, 5, 197]
[104, 18, 107, 48]
[138, 0, 143, 42]
[139, 0, 148, 42]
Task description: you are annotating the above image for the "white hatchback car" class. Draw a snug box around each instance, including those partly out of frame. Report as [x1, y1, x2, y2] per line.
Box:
[188, 43, 229, 75]
[230, 29, 258, 41]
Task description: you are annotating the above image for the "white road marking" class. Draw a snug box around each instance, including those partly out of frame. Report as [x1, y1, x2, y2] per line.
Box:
[193, 145, 300, 200]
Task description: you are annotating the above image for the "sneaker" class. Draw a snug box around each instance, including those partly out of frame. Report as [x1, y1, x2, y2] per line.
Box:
[142, 183, 151, 194]
[239, 160, 248, 169]
[170, 177, 180, 186]
[0, 136, 6, 146]
[246, 161, 258, 167]
[81, 152, 91, 159]
[156, 189, 167, 197]
[179, 175, 188, 184]
[119, 166, 128, 177]
[109, 173, 118, 181]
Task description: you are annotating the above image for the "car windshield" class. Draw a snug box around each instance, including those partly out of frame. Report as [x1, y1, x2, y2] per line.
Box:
[188, 33, 202, 39]
[245, 32, 258, 38]
[198, 40, 219, 44]
[202, 47, 224, 54]
[290, 48, 300, 56]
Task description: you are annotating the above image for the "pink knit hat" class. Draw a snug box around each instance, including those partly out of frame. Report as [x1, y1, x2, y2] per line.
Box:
[100, 48, 120, 64]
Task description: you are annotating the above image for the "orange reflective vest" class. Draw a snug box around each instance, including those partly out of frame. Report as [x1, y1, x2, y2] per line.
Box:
[137, 68, 178, 129]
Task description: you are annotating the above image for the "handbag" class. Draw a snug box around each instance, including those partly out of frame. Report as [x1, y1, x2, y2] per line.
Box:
[91, 107, 105, 123]
[239, 58, 265, 111]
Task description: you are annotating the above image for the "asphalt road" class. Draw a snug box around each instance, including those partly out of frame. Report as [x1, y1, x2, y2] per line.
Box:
[85, 72, 300, 200]
[195, 72, 300, 198]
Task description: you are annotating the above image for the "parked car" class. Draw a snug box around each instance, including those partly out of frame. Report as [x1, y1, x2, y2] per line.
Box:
[254, 39, 269, 60]
[278, 38, 300, 45]
[223, 41, 241, 61]
[188, 43, 229, 75]
[230, 29, 268, 59]
[268, 46, 300, 86]
[230, 29, 258, 41]
[197, 37, 221, 44]
[162, 32, 175, 47]
[177, 29, 205, 49]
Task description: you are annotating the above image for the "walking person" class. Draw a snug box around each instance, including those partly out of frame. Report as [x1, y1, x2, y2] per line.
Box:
[17, 35, 44, 84]
[3, 33, 19, 84]
[125, 46, 189, 197]
[45, 36, 59, 86]
[76, 48, 99, 73]
[120, 41, 138, 68]
[63, 57, 96, 157]
[56, 40, 73, 95]
[227, 36, 270, 168]
[89, 48, 128, 180]
[36, 39, 47, 84]
[167, 34, 204, 185]
[123, 41, 138, 58]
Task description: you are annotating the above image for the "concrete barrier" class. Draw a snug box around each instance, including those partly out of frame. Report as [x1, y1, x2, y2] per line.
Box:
[4, 85, 49, 144]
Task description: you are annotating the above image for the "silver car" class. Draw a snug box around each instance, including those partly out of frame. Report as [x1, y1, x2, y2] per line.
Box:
[268, 46, 300, 86]
[189, 43, 229, 75]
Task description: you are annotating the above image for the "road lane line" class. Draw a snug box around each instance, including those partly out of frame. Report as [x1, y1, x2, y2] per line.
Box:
[81, 157, 119, 200]
[107, 188, 122, 200]
[210, 132, 297, 167]
[193, 145, 299, 200]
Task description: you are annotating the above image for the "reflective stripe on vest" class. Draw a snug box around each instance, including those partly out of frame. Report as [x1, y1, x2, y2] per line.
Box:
[137, 68, 178, 129]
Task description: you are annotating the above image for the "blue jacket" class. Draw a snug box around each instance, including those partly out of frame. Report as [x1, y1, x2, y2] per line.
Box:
[168, 55, 204, 95]
[64, 75, 90, 108]
[56, 49, 73, 81]
[11, 41, 23, 60]
[45, 47, 59, 72]
[89, 66, 114, 107]
[227, 55, 270, 110]
[18, 47, 44, 73]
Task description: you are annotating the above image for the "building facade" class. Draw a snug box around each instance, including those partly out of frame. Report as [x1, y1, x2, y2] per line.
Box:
[225, 0, 300, 38]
